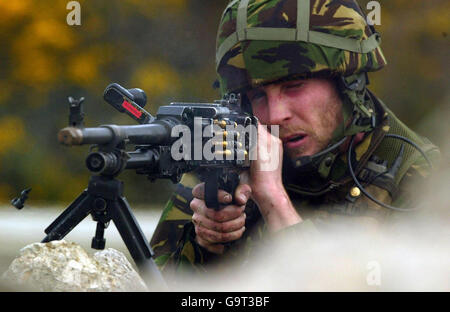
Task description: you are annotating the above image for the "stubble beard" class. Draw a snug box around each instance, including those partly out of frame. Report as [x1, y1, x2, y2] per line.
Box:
[284, 99, 343, 160]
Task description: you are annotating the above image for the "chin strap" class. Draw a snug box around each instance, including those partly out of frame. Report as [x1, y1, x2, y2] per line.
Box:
[290, 136, 347, 174]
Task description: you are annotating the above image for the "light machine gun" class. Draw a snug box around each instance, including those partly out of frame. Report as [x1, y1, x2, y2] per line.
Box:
[42, 83, 257, 290]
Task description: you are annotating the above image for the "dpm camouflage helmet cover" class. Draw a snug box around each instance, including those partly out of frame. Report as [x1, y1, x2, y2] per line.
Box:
[216, 0, 387, 96]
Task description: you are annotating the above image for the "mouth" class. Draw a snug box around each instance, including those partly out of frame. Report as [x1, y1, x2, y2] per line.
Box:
[282, 133, 308, 149]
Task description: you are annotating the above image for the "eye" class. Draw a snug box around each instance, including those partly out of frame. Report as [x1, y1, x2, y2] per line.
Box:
[285, 82, 304, 90]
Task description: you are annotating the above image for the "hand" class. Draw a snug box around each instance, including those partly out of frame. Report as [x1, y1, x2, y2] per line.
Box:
[190, 182, 251, 254]
[244, 124, 302, 232]
[248, 123, 285, 201]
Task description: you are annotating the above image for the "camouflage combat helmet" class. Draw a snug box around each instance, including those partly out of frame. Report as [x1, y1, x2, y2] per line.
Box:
[216, 0, 387, 96]
[215, 0, 389, 181]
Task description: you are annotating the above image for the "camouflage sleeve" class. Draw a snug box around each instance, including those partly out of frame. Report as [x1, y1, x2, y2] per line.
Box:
[150, 172, 204, 275]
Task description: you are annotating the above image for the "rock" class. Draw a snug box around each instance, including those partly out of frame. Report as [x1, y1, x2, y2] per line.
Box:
[2, 240, 147, 292]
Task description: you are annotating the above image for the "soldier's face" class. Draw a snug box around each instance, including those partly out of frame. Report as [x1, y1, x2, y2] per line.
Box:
[247, 78, 343, 159]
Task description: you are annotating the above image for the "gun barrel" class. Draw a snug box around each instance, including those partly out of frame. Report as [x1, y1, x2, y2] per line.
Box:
[124, 123, 171, 145]
[58, 122, 173, 146]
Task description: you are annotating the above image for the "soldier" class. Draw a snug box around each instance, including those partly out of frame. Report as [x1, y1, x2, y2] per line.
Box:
[150, 0, 440, 279]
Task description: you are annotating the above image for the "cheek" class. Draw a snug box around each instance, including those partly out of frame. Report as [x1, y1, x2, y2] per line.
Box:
[290, 89, 340, 134]
[314, 98, 343, 138]
[289, 95, 317, 124]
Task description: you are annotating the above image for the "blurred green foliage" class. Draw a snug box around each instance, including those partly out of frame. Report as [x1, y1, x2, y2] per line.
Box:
[0, 0, 448, 206]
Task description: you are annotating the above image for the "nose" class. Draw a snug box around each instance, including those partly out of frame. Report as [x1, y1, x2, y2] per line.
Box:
[267, 93, 292, 125]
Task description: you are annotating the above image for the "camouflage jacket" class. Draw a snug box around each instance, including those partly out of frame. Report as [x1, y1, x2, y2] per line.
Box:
[149, 94, 441, 279]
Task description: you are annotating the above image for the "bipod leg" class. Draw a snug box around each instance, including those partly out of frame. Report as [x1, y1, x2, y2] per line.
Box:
[91, 221, 107, 250]
[110, 196, 168, 291]
[42, 190, 93, 243]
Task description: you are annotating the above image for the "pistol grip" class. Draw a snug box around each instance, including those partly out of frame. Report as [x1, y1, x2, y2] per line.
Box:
[204, 170, 240, 211]
[205, 170, 220, 210]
